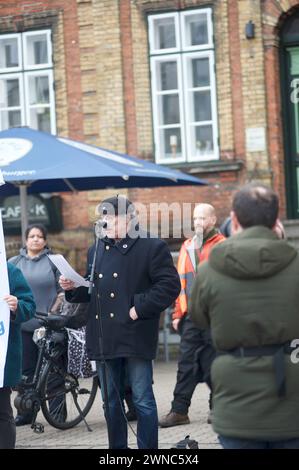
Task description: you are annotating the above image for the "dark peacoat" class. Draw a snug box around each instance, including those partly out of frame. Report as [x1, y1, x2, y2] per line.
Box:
[66, 229, 180, 360]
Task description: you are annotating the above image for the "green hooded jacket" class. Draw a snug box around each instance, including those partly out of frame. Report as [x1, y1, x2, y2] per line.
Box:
[190, 226, 299, 440]
[4, 263, 35, 387]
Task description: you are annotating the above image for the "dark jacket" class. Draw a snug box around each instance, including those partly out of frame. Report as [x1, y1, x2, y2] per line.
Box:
[4, 263, 35, 387]
[66, 230, 180, 360]
[190, 226, 299, 440]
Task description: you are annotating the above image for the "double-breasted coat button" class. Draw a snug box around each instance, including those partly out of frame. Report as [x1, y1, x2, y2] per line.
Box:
[95, 315, 98, 319]
[105, 245, 110, 250]
[113, 273, 118, 278]
[123, 244, 127, 248]
[110, 292, 115, 298]
[110, 313, 114, 318]
[99, 273, 103, 278]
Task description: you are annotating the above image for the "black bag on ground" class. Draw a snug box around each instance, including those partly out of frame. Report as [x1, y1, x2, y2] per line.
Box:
[172, 435, 199, 449]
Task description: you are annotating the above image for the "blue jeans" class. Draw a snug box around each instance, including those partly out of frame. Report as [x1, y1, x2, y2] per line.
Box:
[219, 435, 299, 449]
[97, 358, 158, 449]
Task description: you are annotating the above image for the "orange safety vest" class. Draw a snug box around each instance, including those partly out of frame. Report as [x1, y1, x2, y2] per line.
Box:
[173, 231, 225, 320]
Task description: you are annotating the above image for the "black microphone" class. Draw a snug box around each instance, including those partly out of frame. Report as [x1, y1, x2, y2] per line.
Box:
[95, 219, 107, 229]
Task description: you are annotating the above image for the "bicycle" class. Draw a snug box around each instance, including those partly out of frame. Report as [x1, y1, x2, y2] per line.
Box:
[14, 314, 98, 434]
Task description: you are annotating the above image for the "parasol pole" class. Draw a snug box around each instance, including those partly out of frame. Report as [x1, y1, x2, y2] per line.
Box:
[19, 183, 29, 246]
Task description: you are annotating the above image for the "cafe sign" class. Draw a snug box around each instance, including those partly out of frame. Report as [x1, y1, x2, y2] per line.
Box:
[0, 194, 63, 234]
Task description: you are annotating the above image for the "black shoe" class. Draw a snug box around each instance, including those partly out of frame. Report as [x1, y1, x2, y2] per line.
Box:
[15, 415, 32, 426]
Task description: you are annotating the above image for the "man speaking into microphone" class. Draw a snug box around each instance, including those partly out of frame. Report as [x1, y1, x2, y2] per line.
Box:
[59, 195, 180, 449]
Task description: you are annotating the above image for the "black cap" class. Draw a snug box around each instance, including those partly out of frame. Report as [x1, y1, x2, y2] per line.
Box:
[97, 195, 135, 216]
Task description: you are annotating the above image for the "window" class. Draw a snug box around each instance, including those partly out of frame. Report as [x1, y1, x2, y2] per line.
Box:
[149, 9, 219, 163]
[0, 30, 56, 133]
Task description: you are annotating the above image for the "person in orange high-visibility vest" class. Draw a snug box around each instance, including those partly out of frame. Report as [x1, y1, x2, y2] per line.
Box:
[159, 204, 225, 428]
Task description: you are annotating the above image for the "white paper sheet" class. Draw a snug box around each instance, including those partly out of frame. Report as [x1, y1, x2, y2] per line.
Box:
[48, 254, 89, 288]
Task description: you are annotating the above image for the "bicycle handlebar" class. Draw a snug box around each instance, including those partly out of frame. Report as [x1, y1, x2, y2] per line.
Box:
[34, 313, 69, 331]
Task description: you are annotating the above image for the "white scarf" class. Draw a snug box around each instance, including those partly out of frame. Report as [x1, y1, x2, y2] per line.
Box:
[186, 234, 203, 273]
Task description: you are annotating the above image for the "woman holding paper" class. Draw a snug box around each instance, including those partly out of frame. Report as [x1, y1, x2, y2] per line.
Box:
[9, 223, 63, 426]
[0, 262, 35, 448]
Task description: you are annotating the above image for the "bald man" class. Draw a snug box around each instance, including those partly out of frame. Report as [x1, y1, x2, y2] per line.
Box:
[159, 204, 225, 428]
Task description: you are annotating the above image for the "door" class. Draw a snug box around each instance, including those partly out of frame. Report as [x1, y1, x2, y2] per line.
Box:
[280, 11, 299, 218]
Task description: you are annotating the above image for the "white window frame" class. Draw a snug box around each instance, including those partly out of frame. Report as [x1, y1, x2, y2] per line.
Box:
[0, 73, 25, 129]
[23, 30, 53, 70]
[148, 12, 180, 55]
[24, 69, 56, 133]
[0, 29, 56, 133]
[149, 8, 219, 164]
[182, 51, 218, 162]
[180, 8, 213, 51]
[0, 33, 22, 73]
[151, 55, 186, 164]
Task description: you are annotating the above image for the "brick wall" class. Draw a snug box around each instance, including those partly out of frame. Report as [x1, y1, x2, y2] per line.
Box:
[3, 0, 299, 267]
[0, 0, 89, 267]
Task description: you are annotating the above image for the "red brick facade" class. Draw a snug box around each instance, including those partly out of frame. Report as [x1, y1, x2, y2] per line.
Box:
[227, 0, 246, 168]
[120, 0, 138, 156]
[0, 0, 84, 137]
[2, 0, 299, 265]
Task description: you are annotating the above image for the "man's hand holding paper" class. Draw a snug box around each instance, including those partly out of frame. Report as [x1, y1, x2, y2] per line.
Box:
[48, 254, 89, 288]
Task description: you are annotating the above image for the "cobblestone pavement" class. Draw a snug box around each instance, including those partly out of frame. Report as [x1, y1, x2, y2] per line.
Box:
[14, 360, 221, 449]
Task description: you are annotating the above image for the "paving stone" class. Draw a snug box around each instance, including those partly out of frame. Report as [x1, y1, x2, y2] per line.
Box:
[15, 361, 220, 449]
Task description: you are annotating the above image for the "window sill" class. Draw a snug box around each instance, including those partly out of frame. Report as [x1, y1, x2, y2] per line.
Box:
[159, 159, 244, 175]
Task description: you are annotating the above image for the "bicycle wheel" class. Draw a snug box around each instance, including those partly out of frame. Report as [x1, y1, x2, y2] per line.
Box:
[40, 358, 98, 430]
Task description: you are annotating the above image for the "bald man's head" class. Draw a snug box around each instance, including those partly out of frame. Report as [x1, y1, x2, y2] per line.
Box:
[193, 203, 217, 238]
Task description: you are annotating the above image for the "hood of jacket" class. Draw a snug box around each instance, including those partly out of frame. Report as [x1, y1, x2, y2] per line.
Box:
[209, 226, 297, 280]
[19, 246, 52, 262]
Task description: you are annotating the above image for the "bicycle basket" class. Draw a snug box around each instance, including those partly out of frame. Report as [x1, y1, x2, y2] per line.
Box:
[66, 327, 93, 378]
